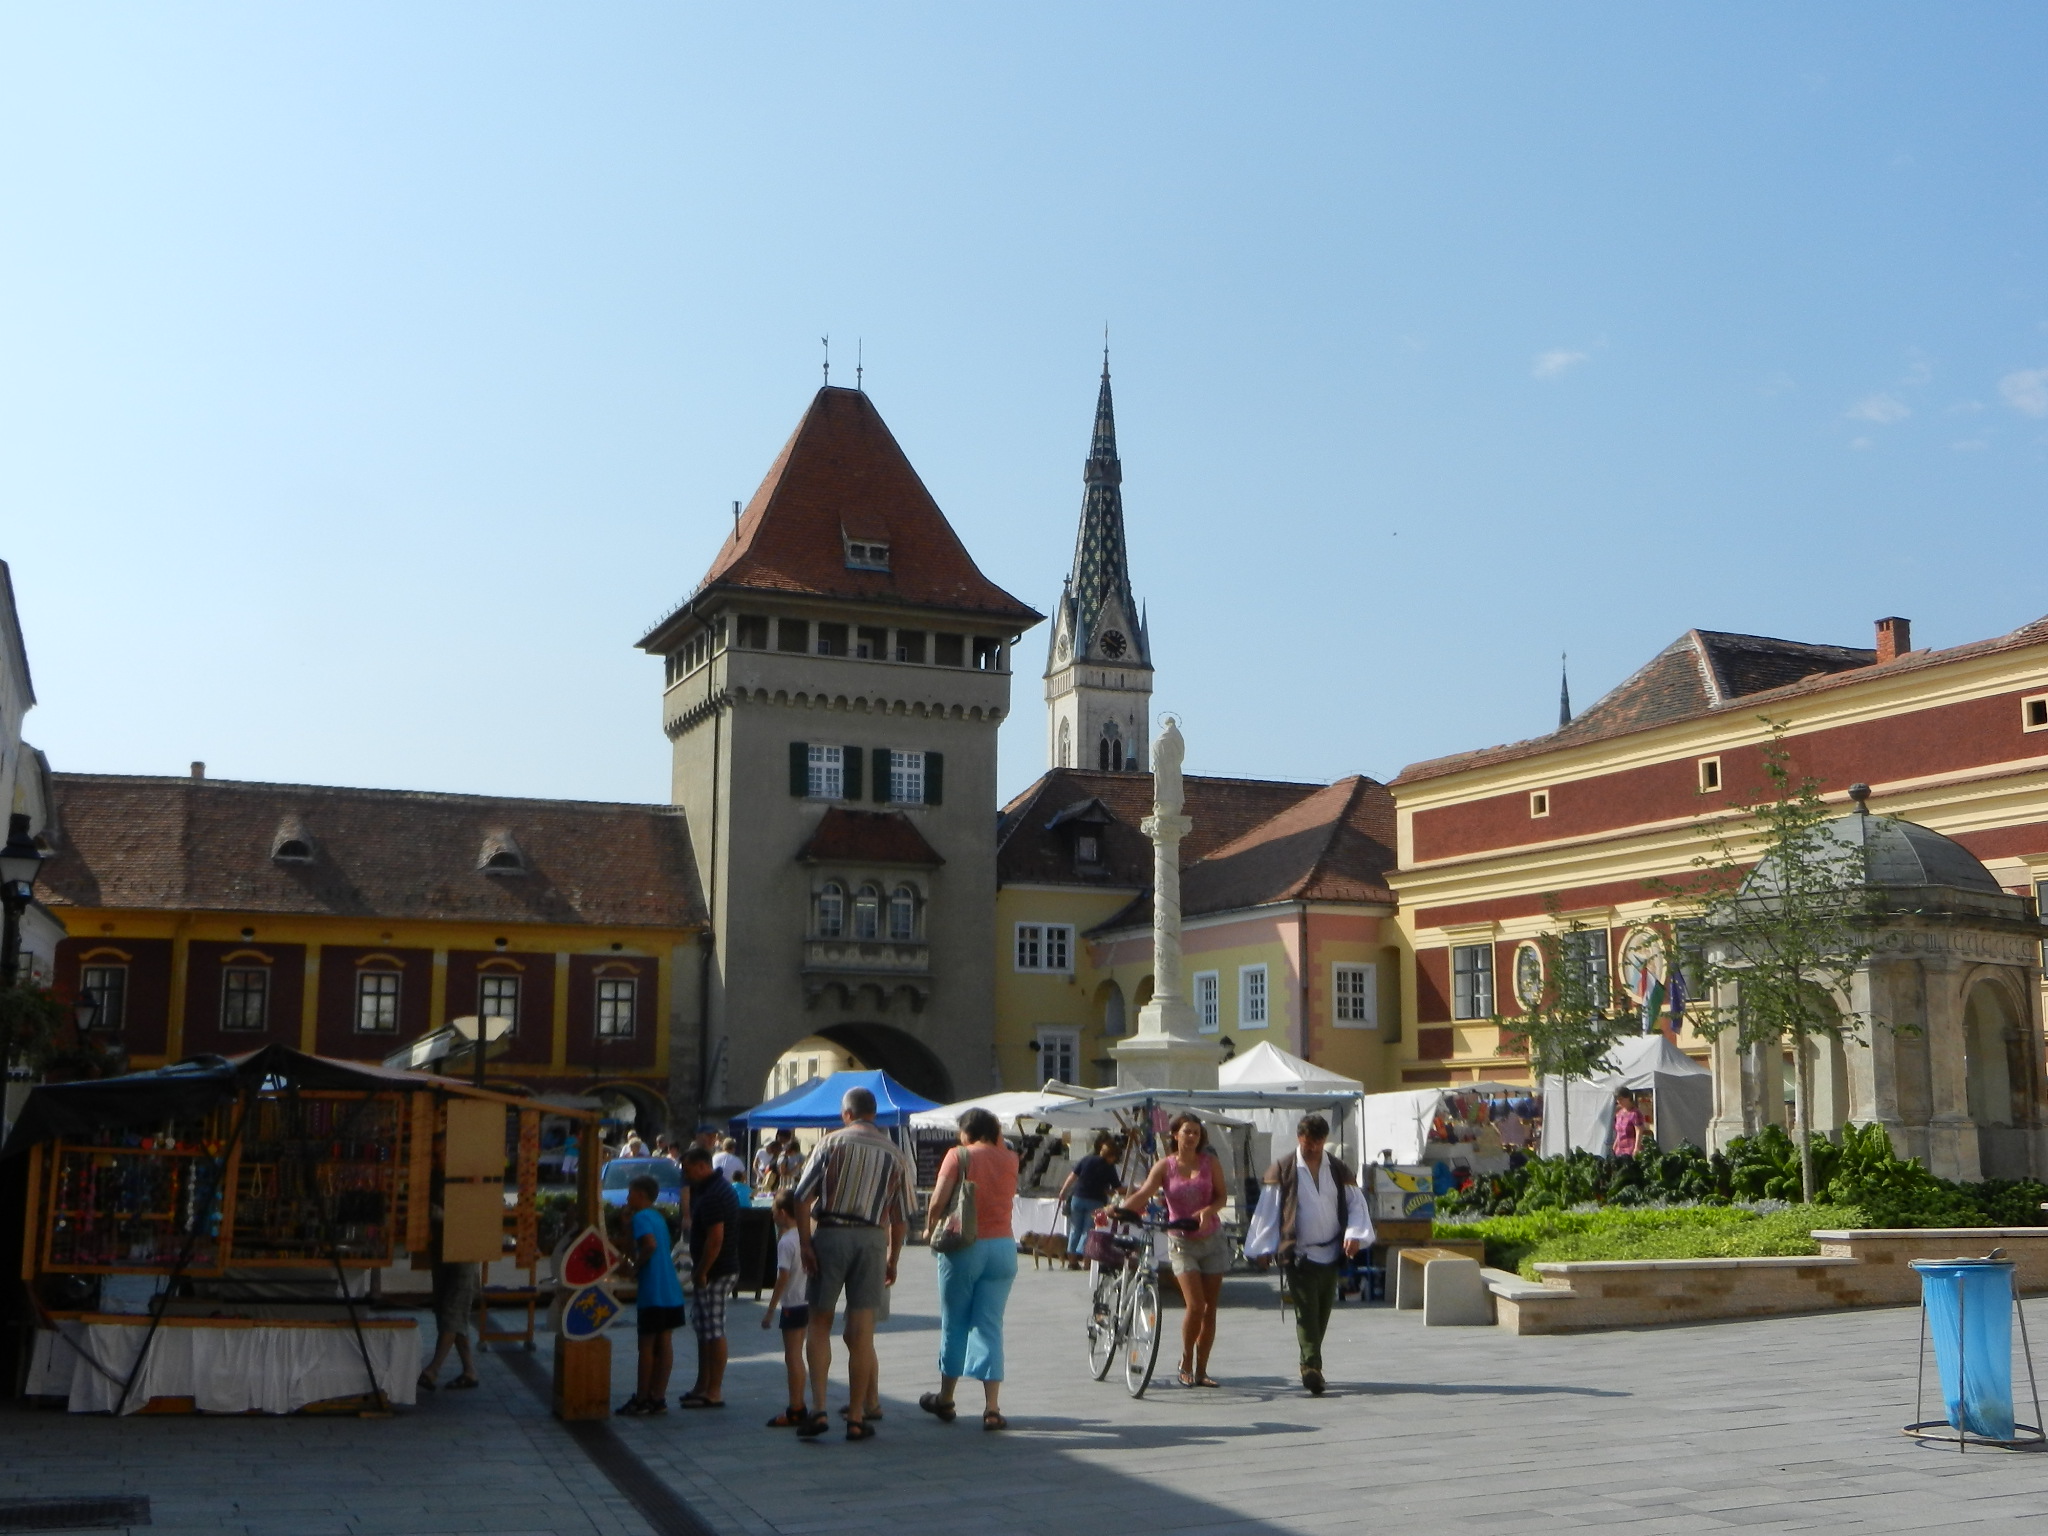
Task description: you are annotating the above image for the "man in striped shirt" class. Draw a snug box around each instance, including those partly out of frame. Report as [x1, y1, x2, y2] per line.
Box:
[793, 1086, 915, 1440]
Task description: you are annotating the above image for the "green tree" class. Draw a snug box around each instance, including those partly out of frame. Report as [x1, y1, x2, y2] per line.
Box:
[1659, 721, 1880, 1203]
[1506, 910, 1624, 1155]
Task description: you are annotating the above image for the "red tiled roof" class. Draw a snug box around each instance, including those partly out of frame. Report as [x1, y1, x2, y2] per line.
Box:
[796, 808, 944, 867]
[41, 774, 706, 929]
[996, 769, 1327, 887]
[1394, 615, 2048, 786]
[1094, 777, 1397, 931]
[641, 388, 1041, 648]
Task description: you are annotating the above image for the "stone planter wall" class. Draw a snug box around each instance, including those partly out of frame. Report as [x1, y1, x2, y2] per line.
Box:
[1491, 1227, 2048, 1335]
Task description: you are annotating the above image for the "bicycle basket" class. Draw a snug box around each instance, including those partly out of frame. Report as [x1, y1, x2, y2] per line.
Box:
[1082, 1229, 1124, 1265]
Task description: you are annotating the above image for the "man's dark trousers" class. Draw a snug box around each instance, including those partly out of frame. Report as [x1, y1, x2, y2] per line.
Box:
[1285, 1258, 1340, 1371]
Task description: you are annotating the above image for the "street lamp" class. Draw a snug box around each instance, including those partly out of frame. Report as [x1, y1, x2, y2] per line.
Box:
[0, 813, 47, 987]
[450, 1013, 515, 1089]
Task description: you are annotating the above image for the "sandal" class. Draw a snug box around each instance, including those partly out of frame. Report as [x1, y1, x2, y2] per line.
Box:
[1177, 1371, 1196, 1388]
[677, 1392, 724, 1409]
[448, 1375, 480, 1390]
[917, 1393, 957, 1424]
[1195, 1376, 1221, 1388]
[839, 1404, 882, 1421]
[845, 1419, 876, 1441]
[982, 1410, 1007, 1432]
[766, 1406, 808, 1428]
[416, 1372, 438, 1392]
[795, 1410, 831, 1438]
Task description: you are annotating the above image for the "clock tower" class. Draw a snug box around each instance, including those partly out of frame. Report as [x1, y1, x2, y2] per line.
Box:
[1046, 356, 1153, 771]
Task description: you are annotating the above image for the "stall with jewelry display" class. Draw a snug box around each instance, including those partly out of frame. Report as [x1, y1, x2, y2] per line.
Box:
[2, 1044, 594, 1415]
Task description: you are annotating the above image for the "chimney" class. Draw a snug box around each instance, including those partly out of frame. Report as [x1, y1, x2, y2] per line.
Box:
[1874, 617, 1910, 664]
[190, 761, 206, 780]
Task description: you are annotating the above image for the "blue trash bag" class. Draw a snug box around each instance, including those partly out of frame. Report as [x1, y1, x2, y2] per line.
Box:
[1913, 1259, 2016, 1441]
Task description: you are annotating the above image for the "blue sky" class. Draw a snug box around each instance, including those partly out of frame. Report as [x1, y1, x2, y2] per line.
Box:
[6, 5, 2047, 807]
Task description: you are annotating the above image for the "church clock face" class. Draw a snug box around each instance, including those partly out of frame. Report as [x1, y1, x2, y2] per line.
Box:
[1056, 632, 1071, 662]
[1099, 629, 1127, 659]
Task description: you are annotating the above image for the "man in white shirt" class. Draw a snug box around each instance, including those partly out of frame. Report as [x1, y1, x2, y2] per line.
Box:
[1245, 1112, 1375, 1395]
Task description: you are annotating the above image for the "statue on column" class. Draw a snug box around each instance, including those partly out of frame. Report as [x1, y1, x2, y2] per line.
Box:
[1114, 716, 1222, 1090]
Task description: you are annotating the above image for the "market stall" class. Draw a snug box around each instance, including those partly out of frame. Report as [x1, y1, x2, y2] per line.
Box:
[1538, 1035, 1712, 1156]
[909, 1086, 1110, 1236]
[2, 1045, 594, 1415]
[1217, 1042, 1365, 1166]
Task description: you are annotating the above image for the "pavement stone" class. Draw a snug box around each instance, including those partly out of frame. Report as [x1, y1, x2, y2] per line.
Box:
[6, 1256, 2048, 1532]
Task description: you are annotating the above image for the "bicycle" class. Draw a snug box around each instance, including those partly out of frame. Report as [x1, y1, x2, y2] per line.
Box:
[1083, 1210, 1197, 1398]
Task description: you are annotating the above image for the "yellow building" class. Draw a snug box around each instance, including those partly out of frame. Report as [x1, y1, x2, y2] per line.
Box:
[43, 770, 706, 1130]
[1386, 615, 2048, 1100]
[994, 768, 1405, 1090]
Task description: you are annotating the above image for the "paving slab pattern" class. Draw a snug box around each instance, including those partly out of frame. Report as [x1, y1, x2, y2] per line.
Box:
[6, 1261, 2048, 1534]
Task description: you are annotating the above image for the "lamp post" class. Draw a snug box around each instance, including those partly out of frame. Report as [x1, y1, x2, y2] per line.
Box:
[0, 813, 46, 988]
[450, 1014, 514, 1089]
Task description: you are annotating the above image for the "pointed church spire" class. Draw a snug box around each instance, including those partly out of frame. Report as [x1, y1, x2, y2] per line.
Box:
[1559, 653, 1573, 728]
[1062, 350, 1146, 668]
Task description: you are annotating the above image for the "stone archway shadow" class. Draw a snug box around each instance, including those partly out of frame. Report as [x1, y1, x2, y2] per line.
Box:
[812, 1020, 955, 1104]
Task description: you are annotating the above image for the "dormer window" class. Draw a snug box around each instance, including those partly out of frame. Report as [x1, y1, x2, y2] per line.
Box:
[478, 830, 526, 874]
[846, 541, 890, 571]
[270, 816, 315, 863]
[1076, 833, 1101, 866]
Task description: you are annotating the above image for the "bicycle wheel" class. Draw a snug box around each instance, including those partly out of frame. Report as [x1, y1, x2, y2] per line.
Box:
[1123, 1266, 1161, 1397]
[1085, 1266, 1119, 1380]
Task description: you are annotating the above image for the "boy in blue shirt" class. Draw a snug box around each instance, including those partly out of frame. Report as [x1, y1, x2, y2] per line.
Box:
[621, 1175, 684, 1415]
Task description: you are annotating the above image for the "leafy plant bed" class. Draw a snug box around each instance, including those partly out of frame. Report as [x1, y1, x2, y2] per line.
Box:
[1435, 1204, 1869, 1279]
[1439, 1123, 2048, 1231]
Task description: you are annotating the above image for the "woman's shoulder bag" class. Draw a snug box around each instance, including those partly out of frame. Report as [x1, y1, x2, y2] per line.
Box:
[930, 1147, 979, 1254]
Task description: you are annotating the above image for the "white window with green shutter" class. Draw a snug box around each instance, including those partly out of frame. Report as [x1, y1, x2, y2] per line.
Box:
[889, 750, 925, 804]
[806, 745, 842, 799]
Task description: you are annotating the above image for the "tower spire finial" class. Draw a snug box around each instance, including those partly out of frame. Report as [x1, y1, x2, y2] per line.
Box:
[821, 334, 829, 386]
[855, 338, 863, 393]
[1559, 652, 1573, 728]
[1103, 322, 1110, 379]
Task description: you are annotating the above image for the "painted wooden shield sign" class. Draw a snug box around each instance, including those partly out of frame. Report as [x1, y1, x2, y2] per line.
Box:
[557, 1225, 617, 1287]
[560, 1283, 623, 1340]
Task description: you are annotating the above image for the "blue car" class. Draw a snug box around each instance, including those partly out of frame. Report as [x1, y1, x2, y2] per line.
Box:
[598, 1156, 683, 1207]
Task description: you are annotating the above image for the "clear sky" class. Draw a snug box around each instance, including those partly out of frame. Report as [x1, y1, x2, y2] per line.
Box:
[6, 5, 2047, 808]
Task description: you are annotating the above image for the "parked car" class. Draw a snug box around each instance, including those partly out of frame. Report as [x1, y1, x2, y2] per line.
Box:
[599, 1156, 684, 1207]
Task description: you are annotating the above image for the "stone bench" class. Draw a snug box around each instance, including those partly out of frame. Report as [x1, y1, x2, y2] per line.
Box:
[1393, 1246, 1493, 1325]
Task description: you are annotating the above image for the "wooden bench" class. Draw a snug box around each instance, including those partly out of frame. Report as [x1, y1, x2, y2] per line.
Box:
[1393, 1246, 1493, 1325]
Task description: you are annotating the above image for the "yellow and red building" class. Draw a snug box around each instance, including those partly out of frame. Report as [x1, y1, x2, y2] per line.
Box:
[42, 770, 706, 1127]
[1387, 615, 2048, 1091]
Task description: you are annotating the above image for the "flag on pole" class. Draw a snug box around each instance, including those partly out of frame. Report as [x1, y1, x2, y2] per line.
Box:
[1665, 966, 1688, 1040]
[1635, 957, 1666, 1036]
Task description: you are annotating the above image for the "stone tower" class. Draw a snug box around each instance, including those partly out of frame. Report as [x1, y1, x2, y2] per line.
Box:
[638, 386, 1042, 1118]
[1045, 356, 1153, 772]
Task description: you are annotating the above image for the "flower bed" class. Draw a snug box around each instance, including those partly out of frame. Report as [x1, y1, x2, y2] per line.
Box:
[1435, 1204, 1868, 1279]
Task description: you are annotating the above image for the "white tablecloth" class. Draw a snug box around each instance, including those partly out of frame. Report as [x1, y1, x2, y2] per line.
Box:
[27, 1317, 420, 1414]
[1014, 1196, 1064, 1239]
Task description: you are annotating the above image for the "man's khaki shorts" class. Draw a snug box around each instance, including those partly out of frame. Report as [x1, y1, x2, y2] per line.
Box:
[811, 1224, 888, 1315]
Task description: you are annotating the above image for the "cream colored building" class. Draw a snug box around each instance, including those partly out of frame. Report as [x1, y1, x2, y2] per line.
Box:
[638, 386, 1042, 1118]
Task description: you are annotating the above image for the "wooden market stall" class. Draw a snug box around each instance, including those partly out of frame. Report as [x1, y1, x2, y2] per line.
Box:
[0, 1045, 597, 1415]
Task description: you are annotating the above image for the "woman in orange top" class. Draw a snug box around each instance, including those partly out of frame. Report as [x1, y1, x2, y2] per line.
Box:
[918, 1107, 1020, 1430]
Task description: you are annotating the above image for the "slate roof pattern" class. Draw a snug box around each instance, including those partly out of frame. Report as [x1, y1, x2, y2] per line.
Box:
[796, 807, 944, 867]
[1394, 615, 2048, 785]
[996, 769, 1327, 888]
[640, 387, 1041, 650]
[1096, 776, 1398, 932]
[41, 774, 706, 929]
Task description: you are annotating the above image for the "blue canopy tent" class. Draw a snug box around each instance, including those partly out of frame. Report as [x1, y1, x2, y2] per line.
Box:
[742, 1070, 942, 1129]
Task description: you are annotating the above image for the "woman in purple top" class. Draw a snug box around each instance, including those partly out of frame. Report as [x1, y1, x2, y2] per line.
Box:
[1120, 1114, 1230, 1387]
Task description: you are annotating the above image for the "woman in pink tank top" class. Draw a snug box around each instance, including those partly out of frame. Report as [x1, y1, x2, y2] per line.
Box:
[1120, 1113, 1230, 1387]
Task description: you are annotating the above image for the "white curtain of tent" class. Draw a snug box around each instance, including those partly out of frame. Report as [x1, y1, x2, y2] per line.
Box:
[1538, 1036, 1713, 1155]
[1217, 1041, 1365, 1167]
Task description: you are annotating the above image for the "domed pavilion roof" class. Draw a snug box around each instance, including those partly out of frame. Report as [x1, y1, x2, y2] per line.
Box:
[1741, 793, 2003, 900]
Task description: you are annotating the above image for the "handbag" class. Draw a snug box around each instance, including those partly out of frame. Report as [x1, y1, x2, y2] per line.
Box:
[930, 1147, 979, 1254]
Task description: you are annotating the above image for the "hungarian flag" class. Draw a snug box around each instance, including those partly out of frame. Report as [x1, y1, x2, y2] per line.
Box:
[1635, 958, 1666, 1036]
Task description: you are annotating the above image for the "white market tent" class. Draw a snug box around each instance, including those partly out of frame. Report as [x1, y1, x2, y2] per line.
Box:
[1359, 1089, 1449, 1166]
[1538, 1035, 1714, 1156]
[1217, 1042, 1365, 1165]
[907, 1086, 1106, 1133]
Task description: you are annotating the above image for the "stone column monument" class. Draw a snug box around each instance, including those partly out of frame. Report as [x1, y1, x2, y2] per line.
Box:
[1112, 717, 1223, 1090]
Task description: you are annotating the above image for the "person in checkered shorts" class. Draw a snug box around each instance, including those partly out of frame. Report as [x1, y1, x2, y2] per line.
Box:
[677, 1145, 740, 1408]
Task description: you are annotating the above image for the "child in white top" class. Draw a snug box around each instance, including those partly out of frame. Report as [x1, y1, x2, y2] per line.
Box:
[760, 1194, 812, 1428]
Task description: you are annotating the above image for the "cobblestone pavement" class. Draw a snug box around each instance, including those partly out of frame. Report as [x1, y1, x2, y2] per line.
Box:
[7, 1258, 2048, 1535]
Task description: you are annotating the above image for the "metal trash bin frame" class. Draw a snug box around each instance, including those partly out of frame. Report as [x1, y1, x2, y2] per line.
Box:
[1904, 1251, 2047, 1452]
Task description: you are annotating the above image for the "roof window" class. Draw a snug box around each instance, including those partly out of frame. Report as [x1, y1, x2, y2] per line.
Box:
[478, 830, 526, 874]
[846, 540, 890, 571]
[270, 816, 315, 864]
